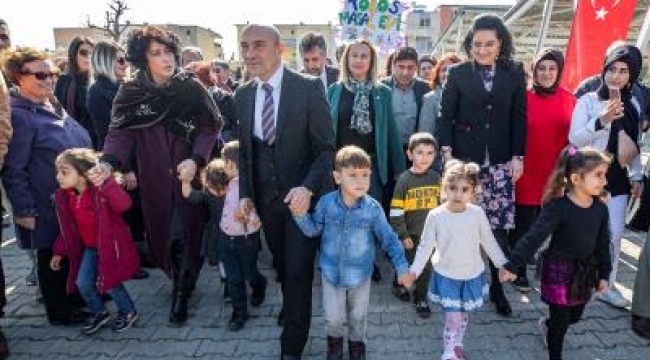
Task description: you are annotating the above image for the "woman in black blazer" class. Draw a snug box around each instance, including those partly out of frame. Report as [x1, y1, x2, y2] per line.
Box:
[437, 14, 527, 316]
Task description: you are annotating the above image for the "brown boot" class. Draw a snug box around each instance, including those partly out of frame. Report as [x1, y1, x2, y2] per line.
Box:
[348, 340, 366, 360]
[326, 336, 343, 360]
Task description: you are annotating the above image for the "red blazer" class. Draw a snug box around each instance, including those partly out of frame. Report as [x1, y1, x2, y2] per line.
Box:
[53, 177, 140, 293]
[516, 87, 575, 206]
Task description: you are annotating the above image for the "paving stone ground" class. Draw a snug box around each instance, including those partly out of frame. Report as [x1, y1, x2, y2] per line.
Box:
[1, 225, 649, 359]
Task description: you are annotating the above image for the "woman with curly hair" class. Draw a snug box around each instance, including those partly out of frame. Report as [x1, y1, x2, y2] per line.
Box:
[436, 14, 527, 317]
[90, 25, 222, 326]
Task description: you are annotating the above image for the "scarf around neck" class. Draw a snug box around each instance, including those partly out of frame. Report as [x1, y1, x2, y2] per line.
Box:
[110, 70, 222, 141]
[347, 78, 373, 135]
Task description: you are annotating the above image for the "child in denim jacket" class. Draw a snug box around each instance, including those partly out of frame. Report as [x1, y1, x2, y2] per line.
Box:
[291, 146, 410, 360]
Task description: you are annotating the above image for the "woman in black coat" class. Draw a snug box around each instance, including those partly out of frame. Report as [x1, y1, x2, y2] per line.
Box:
[437, 14, 527, 316]
[55, 36, 96, 148]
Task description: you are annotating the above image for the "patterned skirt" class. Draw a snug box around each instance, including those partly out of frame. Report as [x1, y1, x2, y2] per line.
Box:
[476, 163, 515, 230]
[428, 271, 488, 312]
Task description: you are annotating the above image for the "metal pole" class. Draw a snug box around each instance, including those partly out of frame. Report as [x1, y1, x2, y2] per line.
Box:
[454, 12, 466, 52]
[535, 0, 556, 54]
[636, 6, 650, 51]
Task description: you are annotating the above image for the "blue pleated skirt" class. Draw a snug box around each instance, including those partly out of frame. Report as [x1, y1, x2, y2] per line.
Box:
[429, 271, 489, 312]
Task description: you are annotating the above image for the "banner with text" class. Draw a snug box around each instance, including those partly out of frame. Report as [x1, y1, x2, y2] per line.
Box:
[338, 0, 409, 52]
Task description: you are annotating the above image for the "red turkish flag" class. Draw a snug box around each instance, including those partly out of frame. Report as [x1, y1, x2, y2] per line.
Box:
[562, 0, 637, 91]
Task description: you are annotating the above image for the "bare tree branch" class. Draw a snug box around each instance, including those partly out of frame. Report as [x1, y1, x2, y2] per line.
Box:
[85, 0, 132, 42]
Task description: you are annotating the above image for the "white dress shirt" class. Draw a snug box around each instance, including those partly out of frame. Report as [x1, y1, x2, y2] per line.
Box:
[253, 65, 284, 140]
[319, 67, 328, 91]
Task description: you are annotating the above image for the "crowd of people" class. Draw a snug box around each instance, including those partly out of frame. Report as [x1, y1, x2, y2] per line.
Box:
[0, 12, 650, 360]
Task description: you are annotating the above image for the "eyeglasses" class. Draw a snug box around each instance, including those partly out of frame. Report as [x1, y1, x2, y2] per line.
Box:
[21, 70, 58, 80]
[471, 41, 498, 50]
[78, 48, 91, 57]
[116, 57, 127, 65]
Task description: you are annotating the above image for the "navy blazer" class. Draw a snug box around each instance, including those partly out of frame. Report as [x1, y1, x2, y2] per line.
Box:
[436, 60, 527, 165]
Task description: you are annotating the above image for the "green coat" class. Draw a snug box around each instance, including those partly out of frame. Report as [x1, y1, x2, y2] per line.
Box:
[327, 82, 406, 185]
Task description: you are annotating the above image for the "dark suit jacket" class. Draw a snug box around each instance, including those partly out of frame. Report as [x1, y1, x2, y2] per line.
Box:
[437, 60, 527, 165]
[300, 65, 340, 88]
[235, 67, 336, 202]
[380, 76, 431, 132]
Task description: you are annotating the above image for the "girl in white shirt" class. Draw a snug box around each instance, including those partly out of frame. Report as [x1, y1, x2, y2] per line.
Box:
[401, 160, 507, 360]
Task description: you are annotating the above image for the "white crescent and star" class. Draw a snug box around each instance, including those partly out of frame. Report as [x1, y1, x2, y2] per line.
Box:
[591, 0, 623, 20]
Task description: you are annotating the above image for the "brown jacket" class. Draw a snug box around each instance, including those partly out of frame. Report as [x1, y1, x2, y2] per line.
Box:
[0, 72, 12, 168]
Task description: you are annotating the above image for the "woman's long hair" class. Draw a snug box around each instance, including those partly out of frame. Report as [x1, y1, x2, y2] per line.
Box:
[66, 36, 94, 75]
[338, 39, 378, 85]
[90, 40, 125, 84]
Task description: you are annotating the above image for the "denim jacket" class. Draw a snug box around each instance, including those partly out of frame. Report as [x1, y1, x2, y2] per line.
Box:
[294, 190, 408, 287]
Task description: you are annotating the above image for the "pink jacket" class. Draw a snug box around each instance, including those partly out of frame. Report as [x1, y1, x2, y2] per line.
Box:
[53, 178, 140, 293]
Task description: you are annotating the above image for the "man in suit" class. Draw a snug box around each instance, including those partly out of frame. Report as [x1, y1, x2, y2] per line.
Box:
[298, 32, 339, 91]
[381, 46, 431, 149]
[235, 24, 335, 360]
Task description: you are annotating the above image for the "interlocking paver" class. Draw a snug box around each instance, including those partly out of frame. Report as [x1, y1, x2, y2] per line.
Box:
[2, 225, 650, 359]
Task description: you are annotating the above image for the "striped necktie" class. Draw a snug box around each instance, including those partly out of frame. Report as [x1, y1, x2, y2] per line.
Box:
[261, 83, 276, 144]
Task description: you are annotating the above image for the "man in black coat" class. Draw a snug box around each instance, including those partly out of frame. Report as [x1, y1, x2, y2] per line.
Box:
[298, 32, 339, 91]
[235, 24, 335, 360]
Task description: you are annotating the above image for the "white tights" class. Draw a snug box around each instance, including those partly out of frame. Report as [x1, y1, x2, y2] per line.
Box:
[442, 312, 468, 359]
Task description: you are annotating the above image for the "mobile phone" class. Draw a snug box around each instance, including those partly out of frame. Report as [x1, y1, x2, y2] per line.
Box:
[609, 87, 621, 101]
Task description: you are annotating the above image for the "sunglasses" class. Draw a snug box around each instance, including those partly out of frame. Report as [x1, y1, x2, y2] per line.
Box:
[0, 34, 8, 42]
[117, 57, 127, 65]
[78, 48, 91, 57]
[22, 70, 58, 80]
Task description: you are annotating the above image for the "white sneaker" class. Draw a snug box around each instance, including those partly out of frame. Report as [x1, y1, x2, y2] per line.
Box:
[597, 288, 630, 308]
[537, 317, 548, 347]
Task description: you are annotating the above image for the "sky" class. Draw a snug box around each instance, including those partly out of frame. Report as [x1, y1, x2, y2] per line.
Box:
[3, 0, 515, 58]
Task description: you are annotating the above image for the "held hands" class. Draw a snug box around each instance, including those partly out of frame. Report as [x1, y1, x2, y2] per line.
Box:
[177, 159, 198, 183]
[123, 172, 138, 190]
[498, 268, 517, 283]
[402, 237, 414, 250]
[239, 198, 255, 218]
[87, 163, 112, 188]
[600, 99, 624, 124]
[597, 280, 609, 294]
[285, 186, 312, 216]
[631, 180, 643, 199]
[398, 272, 417, 288]
[14, 216, 36, 230]
[50, 255, 63, 271]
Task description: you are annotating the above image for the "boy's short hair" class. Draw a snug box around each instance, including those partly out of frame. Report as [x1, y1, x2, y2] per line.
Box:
[334, 146, 371, 171]
[221, 141, 240, 168]
[408, 132, 438, 152]
[203, 159, 229, 191]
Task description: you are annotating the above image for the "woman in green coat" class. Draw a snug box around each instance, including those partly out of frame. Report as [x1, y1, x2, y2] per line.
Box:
[327, 39, 405, 201]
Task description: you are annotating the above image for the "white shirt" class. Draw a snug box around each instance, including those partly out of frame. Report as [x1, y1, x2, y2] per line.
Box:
[253, 64, 284, 140]
[410, 204, 507, 280]
[319, 67, 328, 92]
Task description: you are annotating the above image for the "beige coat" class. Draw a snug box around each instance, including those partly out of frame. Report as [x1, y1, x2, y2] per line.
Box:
[0, 72, 12, 168]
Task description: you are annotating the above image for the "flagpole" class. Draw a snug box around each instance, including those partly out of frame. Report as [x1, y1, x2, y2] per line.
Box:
[637, 6, 650, 51]
[535, 0, 556, 54]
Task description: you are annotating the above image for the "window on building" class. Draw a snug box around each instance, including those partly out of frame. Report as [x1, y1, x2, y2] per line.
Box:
[415, 37, 431, 54]
[419, 17, 431, 27]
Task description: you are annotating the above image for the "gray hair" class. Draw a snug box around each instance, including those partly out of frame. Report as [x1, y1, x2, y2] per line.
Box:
[299, 32, 327, 56]
[181, 46, 203, 61]
[90, 40, 125, 84]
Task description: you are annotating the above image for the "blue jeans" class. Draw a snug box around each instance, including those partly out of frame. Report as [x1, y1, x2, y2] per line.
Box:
[76, 248, 135, 314]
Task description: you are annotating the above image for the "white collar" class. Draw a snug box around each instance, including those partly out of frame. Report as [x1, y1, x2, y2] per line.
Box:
[255, 64, 284, 90]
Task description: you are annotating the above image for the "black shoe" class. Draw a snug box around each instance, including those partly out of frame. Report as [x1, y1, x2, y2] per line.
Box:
[251, 279, 267, 308]
[169, 280, 188, 326]
[348, 340, 366, 360]
[223, 283, 232, 304]
[113, 311, 139, 332]
[371, 264, 382, 283]
[227, 310, 248, 331]
[512, 276, 531, 293]
[490, 287, 512, 317]
[415, 300, 432, 319]
[632, 315, 650, 339]
[133, 270, 149, 280]
[326, 336, 343, 360]
[68, 309, 91, 325]
[280, 354, 301, 360]
[0, 329, 9, 360]
[391, 284, 411, 302]
[277, 309, 285, 327]
[82, 311, 111, 335]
